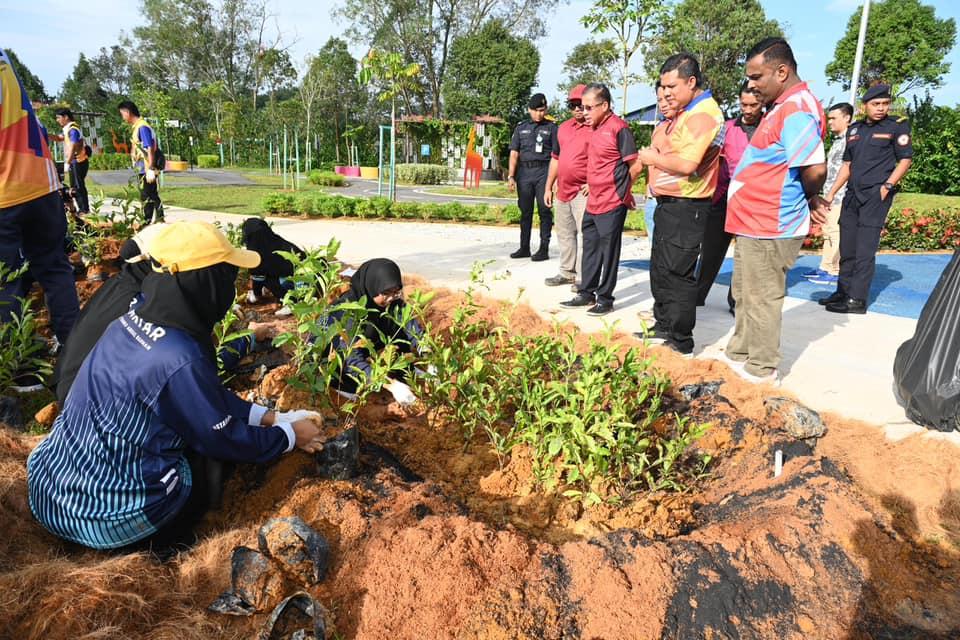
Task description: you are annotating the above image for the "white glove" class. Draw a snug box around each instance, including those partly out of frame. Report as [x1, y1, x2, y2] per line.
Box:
[63, 162, 70, 177]
[385, 379, 417, 406]
[277, 409, 323, 424]
[145, 169, 157, 183]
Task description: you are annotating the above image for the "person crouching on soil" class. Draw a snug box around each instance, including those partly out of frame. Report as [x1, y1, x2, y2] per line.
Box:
[242, 217, 306, 317]
[327, 258, 425, 407]
[51, 224, 275, 407]
[27, 221, 325, 554]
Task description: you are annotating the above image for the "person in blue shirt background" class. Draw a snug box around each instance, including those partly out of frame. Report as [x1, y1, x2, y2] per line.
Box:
[28, 221, 324, 555]
[53, 108, 90, 214]
[119, 100, 163, 223]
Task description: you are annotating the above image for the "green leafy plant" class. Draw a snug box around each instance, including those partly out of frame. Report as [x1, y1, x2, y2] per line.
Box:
[87, 153, 131, 171]
[394, 164, 453, 185]
[308, 170, 347, 187]
[213, 300, 253, 381]
[197, 154, 220, 168]
[262, 192, 297, 215]
[0, 263, 52, 392]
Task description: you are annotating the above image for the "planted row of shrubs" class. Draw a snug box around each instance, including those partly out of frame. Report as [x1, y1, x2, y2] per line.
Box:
[87, 153, 131, 170]
[394, 163, 453, 185]
[261, 191, 651, 231]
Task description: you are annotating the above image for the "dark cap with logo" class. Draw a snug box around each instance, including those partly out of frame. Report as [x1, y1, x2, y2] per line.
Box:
[528, 93, 547, 109]
[862, 84, 892, 103]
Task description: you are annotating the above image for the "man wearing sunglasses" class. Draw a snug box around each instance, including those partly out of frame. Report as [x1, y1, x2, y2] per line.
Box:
[544, 84, 591, 289]
[507, 93, 558, 261]
[560, 83, 642, 316]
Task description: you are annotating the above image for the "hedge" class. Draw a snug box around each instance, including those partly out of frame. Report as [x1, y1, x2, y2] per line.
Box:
[803, 205, 960, 252]
[88, 153, 131, 171]
[197, 154, 220, 168]
[395, 163, 453, 185]
[308, 170, 346, 187]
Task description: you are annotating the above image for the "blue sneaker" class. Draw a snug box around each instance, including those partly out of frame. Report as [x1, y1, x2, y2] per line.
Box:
[809, 273, 839, 285]
[802, 268, 825, 279]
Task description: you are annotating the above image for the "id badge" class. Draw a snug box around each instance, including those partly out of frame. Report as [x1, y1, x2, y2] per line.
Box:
[535, 133, 543, 154]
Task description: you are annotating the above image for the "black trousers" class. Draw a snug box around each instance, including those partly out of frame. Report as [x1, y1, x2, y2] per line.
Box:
[696, 201, 732, 306]
[516, 171, 552, 250]
[579, 205, 627, 306]
[0, 191, 80, 342]
[138, 174, 163, 223]
[68, 160, 90, 213]
[650, 198, 710, 348]
[838, 189, 893, 301]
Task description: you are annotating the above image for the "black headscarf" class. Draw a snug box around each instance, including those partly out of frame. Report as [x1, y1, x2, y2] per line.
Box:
[242, 218, 303, 279]
[137, 262, 239, 362]
[339, 258, 405, 347]
[52, 239, 155, 405]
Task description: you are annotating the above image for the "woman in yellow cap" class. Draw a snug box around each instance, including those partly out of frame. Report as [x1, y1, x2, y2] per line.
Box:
[28, 221, 324, 555]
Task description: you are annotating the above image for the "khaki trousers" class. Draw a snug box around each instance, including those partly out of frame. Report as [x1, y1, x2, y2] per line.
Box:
[726, 236, 804, 376]
[555, 192, 587, 280]
[818, 203, 841, 275]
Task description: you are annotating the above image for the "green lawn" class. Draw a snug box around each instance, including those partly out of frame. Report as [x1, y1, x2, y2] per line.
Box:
[894, 192, 960, 211]
[424, 183, 514, 199]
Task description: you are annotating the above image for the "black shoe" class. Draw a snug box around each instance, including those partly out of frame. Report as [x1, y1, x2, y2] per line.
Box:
[531, 247, 550, 262]
[663, 338, 694, 357]
[510, 247, 531, 259]
[817, 290, 846, 306]
[586, 303, 613, 316]
[560, 294, 594, 308]
[544, 274, 575, 287]
[825, 297, 867, 314]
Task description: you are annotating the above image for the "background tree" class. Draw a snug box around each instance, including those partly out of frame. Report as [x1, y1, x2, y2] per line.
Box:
[312, 38, 362, 164]
[825, 0, 956, 96]
[559, 39, 618, 93]
[60, 54, 110, 112]
[643, 0, 782, 110]
[443, 20, 540, 123]
[581, 0, 666, 114]
[4, 49, 48, 101]
[337, 0, 558, 117]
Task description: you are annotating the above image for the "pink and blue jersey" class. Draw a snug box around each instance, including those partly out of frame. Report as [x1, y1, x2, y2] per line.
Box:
[725, 82, 825, 239]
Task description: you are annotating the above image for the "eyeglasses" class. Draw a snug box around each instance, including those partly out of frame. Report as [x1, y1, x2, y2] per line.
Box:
[567, 102, 583, 110]
[581, 102, 607, 112]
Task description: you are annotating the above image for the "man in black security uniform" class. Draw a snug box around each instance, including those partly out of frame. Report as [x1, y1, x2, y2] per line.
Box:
[507, 93, 558, 261]
[818, 84, 913, 314]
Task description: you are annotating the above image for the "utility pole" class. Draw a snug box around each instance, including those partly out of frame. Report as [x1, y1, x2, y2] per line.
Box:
[849, 0, 871, 104]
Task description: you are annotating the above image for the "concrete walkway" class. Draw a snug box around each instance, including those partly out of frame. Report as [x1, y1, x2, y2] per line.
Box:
[162, 205, 945, 441]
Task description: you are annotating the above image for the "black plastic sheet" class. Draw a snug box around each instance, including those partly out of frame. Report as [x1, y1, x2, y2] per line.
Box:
[894, 248, 960, 431]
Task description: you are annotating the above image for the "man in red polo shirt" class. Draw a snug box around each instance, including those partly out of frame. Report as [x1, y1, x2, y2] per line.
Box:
[544, 84, 591, 289]
[559, 83, 642, 316]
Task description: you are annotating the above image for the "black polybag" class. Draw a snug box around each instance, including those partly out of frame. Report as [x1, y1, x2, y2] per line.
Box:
[893, 248, 960, 431]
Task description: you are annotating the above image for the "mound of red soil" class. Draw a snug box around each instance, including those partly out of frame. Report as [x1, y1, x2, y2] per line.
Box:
[2, 278, 959, 639]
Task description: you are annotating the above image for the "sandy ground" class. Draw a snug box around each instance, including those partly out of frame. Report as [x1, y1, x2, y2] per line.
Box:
[162, 206, 944, 442]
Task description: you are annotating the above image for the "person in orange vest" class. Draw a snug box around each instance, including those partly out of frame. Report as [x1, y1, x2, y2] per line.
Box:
[0, 49, 80, 363]
[53, 108, 90, 214]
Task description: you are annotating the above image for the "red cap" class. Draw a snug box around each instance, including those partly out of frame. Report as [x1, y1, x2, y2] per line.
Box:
[568, 84, 586, 101]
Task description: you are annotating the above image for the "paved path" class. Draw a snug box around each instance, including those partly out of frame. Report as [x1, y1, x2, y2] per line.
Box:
[89, 169, 254, 186]
[158, 205, 952, 443]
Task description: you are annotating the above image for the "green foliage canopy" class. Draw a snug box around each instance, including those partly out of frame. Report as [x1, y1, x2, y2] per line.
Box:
[825, 0, 956, 95]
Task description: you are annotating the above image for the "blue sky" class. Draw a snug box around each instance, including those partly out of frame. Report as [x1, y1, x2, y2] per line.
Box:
[2, 0, 958, 112]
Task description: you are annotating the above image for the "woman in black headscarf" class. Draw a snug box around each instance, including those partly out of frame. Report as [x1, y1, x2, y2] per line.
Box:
[29, 221, 323, 556]
[242, 217, 305, 306]
[324, 258, 425, 405]
[51, 236, 155, 405]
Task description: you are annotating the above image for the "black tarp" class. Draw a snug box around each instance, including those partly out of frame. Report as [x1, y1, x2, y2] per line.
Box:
[893, 248, 960, 431]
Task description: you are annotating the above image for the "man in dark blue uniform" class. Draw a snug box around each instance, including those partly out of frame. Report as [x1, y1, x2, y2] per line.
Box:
[818, 84, 913, 314]
[507, 93, 558, 261]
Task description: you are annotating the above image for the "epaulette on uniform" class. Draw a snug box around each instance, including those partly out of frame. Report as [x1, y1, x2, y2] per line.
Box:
[896, 115, 909, 123]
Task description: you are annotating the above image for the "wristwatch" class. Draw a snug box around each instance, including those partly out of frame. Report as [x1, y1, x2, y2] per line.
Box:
[883, 182, 895, 190]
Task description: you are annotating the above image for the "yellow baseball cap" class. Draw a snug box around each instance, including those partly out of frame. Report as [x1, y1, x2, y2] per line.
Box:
[148, 221, 261, 273]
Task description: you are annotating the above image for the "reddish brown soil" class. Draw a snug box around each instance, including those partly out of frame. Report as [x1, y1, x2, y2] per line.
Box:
[1, 278, 958, 639]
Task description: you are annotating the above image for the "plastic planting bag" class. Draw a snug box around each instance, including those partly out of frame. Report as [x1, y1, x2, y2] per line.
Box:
[893, 248, 960, 431]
